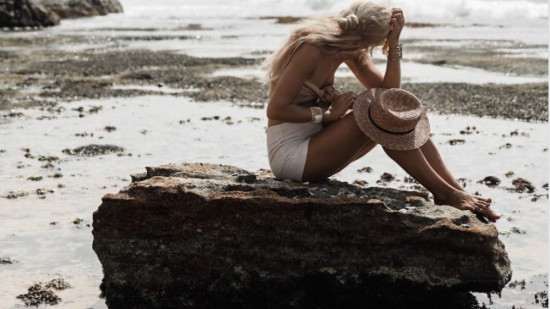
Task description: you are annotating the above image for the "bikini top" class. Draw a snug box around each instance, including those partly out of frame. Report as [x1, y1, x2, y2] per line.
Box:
[293, 76, 340, 105]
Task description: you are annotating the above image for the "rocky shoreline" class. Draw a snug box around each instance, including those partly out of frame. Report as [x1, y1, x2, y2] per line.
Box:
[0, 48, 547, 122]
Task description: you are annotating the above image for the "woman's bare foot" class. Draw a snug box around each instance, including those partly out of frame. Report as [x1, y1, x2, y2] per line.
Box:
[451, 181, 500, 211]
[434, 189, 501, 222]
[452, 183, 492, 204]
[447, 179, 493, 204]
[472, 202, 501, 222]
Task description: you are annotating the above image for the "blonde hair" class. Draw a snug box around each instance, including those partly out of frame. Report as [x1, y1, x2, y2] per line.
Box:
[261, 1, 392, 98]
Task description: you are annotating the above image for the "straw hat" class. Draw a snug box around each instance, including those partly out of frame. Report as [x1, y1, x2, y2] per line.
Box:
[352, 88, 430, 150]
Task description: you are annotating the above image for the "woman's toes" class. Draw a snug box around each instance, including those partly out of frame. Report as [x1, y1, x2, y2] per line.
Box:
[485, 209, 501, 222]
[479, 200, 491, 208]
[474, 199, 489, 208]
[474, 194, 487, 200]
[480, 198, 494, 208]
[475, 195, 491, 203]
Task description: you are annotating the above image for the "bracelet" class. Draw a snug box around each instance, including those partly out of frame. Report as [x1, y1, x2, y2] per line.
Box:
[310, 106, 323, 123]
[387, 43, 402, 61]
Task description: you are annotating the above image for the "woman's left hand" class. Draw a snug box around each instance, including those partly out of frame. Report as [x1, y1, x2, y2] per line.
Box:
[387, 8, 405, 46]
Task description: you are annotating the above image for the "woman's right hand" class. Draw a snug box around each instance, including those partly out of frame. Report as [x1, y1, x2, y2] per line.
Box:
[322, 91, 357, 125]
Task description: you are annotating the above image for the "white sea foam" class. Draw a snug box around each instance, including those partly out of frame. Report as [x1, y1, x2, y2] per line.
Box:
[119, 0, 548, 23]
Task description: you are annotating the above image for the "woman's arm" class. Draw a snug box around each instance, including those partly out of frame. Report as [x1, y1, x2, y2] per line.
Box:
[344, 47, 401, 89]
[266, 43, 323, 123]
[381, 8, 405, 88]
[344, 8, 405, 89]
[344, 51, 384, 89]
[380, 44, 401, 88]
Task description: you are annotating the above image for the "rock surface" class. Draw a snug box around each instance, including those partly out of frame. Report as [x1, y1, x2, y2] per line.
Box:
[93, 163, 512, 308]
[37, 0, 122, 18]
[0, 0, 60, 28]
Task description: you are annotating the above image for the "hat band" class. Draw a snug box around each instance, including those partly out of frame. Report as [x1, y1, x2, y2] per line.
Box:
[368, 105, 415, 135]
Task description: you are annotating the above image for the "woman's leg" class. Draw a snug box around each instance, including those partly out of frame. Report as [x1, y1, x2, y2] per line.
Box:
[419, 138, 491, 202]
[332, 140, 378, 175]
[303, 112, 499, 221]
[420, 138, 466, 191]
[302, 112, 377, 181]
[418, 137, 500, 221]
[382, 146, 499, 221]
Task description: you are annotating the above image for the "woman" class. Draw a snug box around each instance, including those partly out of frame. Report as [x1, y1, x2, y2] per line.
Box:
[261, 1, 500, 222]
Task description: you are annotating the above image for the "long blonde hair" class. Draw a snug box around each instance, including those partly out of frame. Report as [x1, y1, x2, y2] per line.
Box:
[261, 1, 392, 98]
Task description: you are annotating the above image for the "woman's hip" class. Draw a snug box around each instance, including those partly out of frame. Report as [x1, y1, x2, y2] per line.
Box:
[265, 122, 323, 181]
[266, 122, 323, 146]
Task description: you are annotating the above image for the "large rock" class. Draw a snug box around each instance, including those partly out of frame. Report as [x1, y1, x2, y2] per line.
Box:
[0, 0, 60, 28]
[93, 163, 512, 308]
[0, 0, 122, 29]
[37, 0, 123, 18]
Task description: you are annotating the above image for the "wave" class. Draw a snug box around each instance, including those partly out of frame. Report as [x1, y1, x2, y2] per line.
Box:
[120, 0, 548, 22]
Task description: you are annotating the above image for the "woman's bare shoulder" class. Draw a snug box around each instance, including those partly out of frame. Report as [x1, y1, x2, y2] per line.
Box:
[291, 42, 323, 64]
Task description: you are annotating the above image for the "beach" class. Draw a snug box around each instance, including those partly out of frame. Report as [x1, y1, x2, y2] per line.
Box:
[0, 0, 548, 307]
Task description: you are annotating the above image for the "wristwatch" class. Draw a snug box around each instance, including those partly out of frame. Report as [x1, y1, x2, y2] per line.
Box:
[310, 107, 323, 123]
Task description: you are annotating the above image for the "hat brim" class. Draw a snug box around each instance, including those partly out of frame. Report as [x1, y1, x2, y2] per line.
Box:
[352, 89, 431, 150]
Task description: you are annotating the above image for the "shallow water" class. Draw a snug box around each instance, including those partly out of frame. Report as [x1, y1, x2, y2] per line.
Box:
[0, 95, 547, 308]
[0, 0, 548, 307]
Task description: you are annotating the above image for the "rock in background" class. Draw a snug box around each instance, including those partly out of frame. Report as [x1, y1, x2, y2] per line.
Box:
[0, 0, 122, 29]
[93, 163, 512, 309]
[37, 0, 122, 18]
[0, 0, 60, 28]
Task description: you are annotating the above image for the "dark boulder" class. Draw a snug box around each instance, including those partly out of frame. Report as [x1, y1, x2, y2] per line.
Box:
[93, 163, 512, 308]
[37, 0, 123, 18]
[0, 0, 60, 29]
[0, 0, 122, 29]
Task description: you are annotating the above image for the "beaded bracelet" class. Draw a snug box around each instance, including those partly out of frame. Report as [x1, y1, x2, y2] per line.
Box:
[387, 43, 402, 61]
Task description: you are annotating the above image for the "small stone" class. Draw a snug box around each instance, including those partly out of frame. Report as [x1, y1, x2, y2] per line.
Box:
[510, 178, 535, 193]
[379, 172, 395, 182]
[403, 176, 419, 184]
[447, 139, 465, 145]
[0, 257, 12, 264]
[357, 166, 373, 173]
[478, 176, 501, 187]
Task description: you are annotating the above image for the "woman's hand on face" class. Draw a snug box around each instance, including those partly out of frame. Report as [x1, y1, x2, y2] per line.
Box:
[387, 8, 405, 46]
[322, 91, 357, 125]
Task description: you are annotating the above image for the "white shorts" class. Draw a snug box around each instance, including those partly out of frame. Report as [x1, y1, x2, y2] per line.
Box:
[266, 122, 323, 182]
